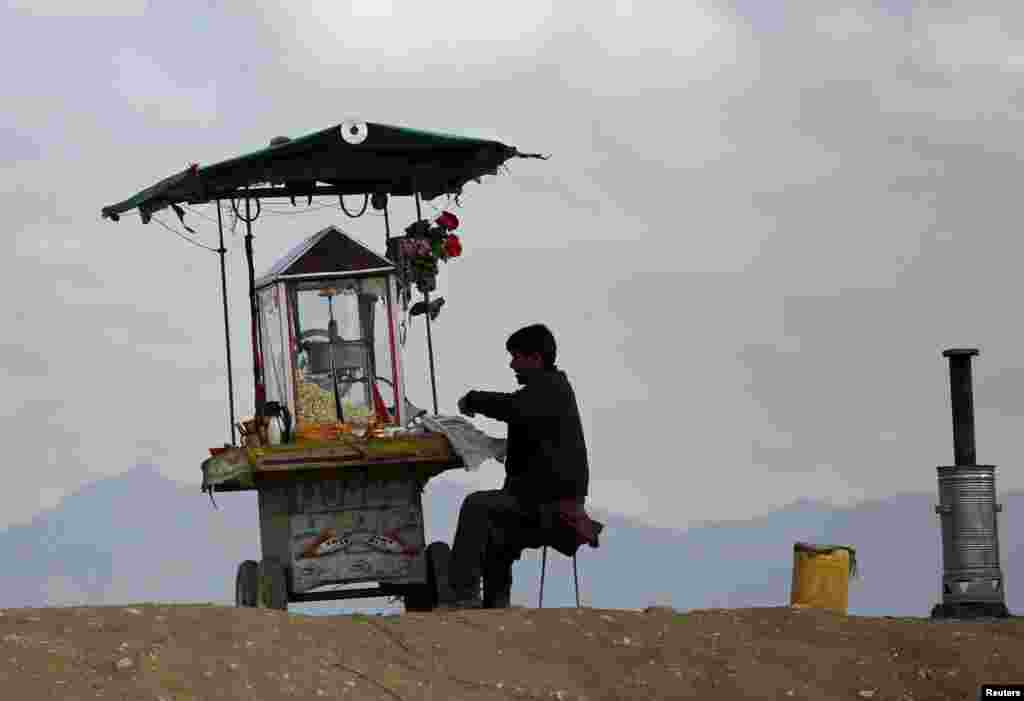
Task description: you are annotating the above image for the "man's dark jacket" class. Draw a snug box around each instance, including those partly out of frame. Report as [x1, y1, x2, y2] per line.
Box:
[463, 367, 589, 505]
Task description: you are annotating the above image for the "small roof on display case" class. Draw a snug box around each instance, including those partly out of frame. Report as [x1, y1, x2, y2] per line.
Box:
[255, 226, 396, 290]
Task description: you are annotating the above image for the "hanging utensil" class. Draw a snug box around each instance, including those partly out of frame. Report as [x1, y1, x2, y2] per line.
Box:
[318, 287, 345, 424]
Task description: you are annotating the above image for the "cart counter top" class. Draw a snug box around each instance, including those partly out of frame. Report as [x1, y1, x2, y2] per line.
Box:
[202, 433, 464, 493]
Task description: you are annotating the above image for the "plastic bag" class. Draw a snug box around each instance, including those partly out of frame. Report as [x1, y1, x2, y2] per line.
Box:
[420, 415, 505, 471]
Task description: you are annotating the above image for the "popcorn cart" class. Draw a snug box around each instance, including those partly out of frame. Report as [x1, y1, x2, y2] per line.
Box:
[99, 120, 546, 611]
[222, 226, 464, 611]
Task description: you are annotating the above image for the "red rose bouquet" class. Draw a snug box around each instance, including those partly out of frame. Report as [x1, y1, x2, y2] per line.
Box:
[391, 211, 463, 298]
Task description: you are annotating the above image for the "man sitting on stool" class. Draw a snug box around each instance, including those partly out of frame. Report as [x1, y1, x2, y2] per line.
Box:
[442, 323, 590, 609]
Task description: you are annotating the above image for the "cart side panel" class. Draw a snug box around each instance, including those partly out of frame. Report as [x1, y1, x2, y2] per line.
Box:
[258, 284, 291, 422]
[278, 282, 298, 427]
[385, 275, 406, 427]
[262, 475, 427, 595]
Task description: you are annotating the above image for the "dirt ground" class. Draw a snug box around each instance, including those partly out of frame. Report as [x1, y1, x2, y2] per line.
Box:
[0, 603, 1021, 701]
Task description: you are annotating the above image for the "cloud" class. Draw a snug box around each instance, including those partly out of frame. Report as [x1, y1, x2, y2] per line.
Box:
[111, 48, 219, 126]
[583, 0, 736, 61]
[975, 368, 1024, 418]
[6, 0, 146, 17]
[0, 343, 50, 379]
[301, 0, 556, 56]
[924, 12, 1024, 73]
[814, 8, 876, 42]
[0, 127, 42, 167]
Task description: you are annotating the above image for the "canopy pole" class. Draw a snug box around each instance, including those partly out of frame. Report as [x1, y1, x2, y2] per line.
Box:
[382, 200, 401, 421]
[238, 195, 265, 418]
[415, 189, 440, 416]
[215, 201, 237, 447]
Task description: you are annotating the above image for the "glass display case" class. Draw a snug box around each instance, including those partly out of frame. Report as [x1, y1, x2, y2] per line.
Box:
[254, 227, 406, 441]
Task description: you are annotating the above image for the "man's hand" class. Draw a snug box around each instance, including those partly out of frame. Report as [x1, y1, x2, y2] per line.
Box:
[490, 437, 507, 463]
[457, 392, 476, 418]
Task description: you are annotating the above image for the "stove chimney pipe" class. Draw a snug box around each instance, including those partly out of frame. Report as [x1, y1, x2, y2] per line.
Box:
[932, 348, 1010, 619]
[945, 348, 978, 467]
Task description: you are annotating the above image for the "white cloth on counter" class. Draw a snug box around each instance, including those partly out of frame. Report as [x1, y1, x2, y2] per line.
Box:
[419, 415, 507, 471]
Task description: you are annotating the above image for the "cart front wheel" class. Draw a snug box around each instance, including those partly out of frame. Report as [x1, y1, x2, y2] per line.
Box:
[257, 558, 289, 611]
[235, 560, 259, 608]
[404, 541, 451, 613]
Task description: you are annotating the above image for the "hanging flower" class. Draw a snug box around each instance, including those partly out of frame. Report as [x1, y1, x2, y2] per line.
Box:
[435, 211, 459, 231]
[394, 218, 465, 299]
[444, 234, 462, 258]
[399, 238, 431, 258]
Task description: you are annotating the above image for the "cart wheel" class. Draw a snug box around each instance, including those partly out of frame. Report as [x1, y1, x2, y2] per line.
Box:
[257, 558, 289, 611]
[236, 560, 259, 608]
[404, 541, 451, 613]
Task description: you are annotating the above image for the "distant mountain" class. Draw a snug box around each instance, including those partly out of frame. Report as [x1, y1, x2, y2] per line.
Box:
[1, 464, 1020, 617]
[0, 465, 258, 609]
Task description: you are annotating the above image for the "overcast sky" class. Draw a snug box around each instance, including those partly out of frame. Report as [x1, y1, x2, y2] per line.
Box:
[4, 0, 1024, 533]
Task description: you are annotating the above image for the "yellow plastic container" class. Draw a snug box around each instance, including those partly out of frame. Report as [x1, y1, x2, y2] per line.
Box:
[789, 542, 858, 614]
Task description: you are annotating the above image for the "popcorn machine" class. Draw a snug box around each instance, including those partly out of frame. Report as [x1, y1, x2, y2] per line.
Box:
[253, 226, 409, 443]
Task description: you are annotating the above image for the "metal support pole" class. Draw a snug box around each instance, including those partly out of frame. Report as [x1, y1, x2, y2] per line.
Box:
[414, 190, 439, 415]
[423, 290, 439, 415]
[943, 348, 979, 466]
[241, 196, 265, 417]
[539, 545, 547, 609]
[215, 201, 237, 446]
[573, 554, 580, 608]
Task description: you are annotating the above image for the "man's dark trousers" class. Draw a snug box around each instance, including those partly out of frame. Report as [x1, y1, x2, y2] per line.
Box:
[449, 489, 536, 603]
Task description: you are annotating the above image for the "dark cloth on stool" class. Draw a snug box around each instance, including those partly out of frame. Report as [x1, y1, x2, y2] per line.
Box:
[536, 498, 604, 556]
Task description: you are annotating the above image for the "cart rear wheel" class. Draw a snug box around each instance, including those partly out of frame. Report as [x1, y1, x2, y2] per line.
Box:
[404, 541, 451, 613]
[236, 560, 259, 607]
[258, 558, 289, 611]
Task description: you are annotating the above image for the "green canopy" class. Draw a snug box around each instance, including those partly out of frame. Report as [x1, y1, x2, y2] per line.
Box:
[101, 121, 545, 223]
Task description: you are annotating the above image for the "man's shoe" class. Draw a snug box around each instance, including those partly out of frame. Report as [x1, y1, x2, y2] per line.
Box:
[487, 591, 511, 609]
[438, 584, 483, 610]
[482, 585, 511, 609]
